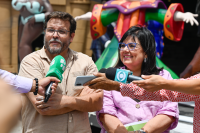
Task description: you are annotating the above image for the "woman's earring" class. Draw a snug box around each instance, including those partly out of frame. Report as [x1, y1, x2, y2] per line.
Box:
[144, 58, 147, 63]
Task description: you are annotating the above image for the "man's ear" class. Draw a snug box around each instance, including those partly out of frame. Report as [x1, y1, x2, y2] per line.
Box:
[70, 33, 75, 43]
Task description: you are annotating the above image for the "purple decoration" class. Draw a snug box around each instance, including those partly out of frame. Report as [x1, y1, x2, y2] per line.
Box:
[103, 0, 167, 14]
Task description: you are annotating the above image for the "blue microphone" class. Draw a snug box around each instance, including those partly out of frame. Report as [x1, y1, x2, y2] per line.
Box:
[105, 67, 144, 83]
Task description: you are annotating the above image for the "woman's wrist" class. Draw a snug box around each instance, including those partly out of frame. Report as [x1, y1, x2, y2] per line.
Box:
[164, 79, 173, 90]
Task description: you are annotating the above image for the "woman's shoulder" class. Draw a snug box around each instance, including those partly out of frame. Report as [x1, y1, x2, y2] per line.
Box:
[159, 69, 173, 80]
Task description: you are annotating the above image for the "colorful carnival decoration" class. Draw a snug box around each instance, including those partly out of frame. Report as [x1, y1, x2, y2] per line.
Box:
[147, 20, 164, 59]
[11, 0, 53, 62]
[75, 0, 198, 79]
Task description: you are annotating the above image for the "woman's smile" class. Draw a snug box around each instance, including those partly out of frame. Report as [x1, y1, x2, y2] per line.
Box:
[123, 55, 133, 59]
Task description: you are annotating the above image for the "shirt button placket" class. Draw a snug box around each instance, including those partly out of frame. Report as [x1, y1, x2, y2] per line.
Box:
[135, 104, 140, 109]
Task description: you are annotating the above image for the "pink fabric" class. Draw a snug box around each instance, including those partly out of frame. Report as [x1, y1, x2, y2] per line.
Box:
[96, 70, 179, 133]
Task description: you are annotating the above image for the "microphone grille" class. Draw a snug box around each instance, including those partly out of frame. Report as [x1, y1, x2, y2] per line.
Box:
[106, 67, 117, 80]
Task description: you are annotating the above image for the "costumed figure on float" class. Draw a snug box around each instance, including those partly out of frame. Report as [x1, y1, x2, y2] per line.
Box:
[75, 0, 198, 79]
[12, 0, 53, 62]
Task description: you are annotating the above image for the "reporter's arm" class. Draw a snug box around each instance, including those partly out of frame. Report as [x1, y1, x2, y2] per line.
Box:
[99, 113, 127, 133]
[164, 77, 200, 95]
[0, 69, 33, 93]
[0, 79, 21, 133]
[142, 114, 175, 133]
[133, 73, 200, 95]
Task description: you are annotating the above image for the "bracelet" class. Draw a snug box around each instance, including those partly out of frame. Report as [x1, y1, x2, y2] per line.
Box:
[35, 13, 45, 23]
[33, 78, 38, 95]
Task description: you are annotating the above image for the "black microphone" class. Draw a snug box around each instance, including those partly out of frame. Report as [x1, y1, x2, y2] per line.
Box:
[99, 68, 107, 73]
[105, 67, 143, 83]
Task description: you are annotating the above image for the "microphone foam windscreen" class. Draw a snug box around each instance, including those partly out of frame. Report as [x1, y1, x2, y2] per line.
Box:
[106, 67, 117, 80]
[99, 68, 107, 73]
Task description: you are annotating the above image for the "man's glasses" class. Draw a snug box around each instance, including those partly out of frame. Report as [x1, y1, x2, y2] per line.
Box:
[118, 42, 139, 51]
[46, 28, 70, 37]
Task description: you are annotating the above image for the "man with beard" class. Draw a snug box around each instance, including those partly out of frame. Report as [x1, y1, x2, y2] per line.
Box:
[18, 11, 103, 133]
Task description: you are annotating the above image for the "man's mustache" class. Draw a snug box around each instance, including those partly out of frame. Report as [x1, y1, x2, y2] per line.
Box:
[49, 39, 62, 45]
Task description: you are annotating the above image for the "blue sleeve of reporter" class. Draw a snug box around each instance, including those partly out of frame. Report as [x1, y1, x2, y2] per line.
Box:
[0, 69, 33, 93]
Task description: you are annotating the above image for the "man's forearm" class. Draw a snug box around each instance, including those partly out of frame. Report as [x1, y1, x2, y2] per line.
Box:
[40, 107, 74, 116]
[63, 91, 103, 112]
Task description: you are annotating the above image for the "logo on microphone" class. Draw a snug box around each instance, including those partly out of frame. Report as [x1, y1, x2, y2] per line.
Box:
[114, 69, 130, 83]
[116, 71, 126, 82]
[50, 59, 55, 66]
[60, 59, 66, 71]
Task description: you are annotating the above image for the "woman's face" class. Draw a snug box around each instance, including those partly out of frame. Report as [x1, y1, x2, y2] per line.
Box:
[120, 36, 147, 70]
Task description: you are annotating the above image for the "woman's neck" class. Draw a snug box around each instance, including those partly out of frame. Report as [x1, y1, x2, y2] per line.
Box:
[126, 66, 141, 76]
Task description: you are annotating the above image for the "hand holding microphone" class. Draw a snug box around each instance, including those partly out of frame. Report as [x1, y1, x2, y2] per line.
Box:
[44, 55, 66, 102]
[105, 67, 144, 83]
[84, 67, 143, 91]
[34, 77, 60, 96]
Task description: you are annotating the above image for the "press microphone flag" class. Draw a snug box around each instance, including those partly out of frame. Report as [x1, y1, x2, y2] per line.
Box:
[105, 67, 143, 84]
[44, 55, 66, 102]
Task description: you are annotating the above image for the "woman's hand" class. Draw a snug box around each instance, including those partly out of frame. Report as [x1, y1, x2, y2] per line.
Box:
[141, 114, 175, 133]
[99, 113, 128, 133]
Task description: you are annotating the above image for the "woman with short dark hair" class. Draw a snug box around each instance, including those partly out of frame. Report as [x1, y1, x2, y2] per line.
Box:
[96, 26, 179, 133]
